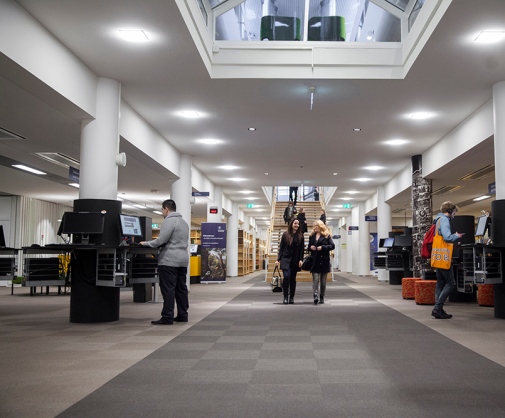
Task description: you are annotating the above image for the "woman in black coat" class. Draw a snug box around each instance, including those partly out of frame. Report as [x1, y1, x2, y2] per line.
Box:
[297, 207, 307, 234]
[308, 220, 335, 305]
[319, 209, 326, 225]
[276, 217, 304, 304]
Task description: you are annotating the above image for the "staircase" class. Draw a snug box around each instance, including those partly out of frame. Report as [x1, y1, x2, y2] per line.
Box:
[267, 201, 322, 282]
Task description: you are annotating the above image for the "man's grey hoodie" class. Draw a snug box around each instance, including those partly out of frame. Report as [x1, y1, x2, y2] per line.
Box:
[144, 212, 189, 267]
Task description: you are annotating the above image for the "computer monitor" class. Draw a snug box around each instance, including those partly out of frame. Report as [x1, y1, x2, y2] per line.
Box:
[383, 237, 394, 248]
[119, 214, 143, 237]
[0, 225, 5, 247]
[379, 238, 385, 248]
[394, 235, 412, 247]
[475, 215, 490, 237]
[61, 212, 105, 245]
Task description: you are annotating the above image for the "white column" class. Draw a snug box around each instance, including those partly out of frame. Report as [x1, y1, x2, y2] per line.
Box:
[346, 215, 353, 273]
[227, 202, 239, 277]
[358, 204, 370, 276]
[493, 81, 505, 199]
[80, 78, 121, 199]
[171, 154, 192, 287]
[207, 185, 222, 222]
[377, 186, 392, 282]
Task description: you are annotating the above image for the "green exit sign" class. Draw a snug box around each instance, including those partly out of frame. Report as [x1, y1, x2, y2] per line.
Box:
[342, 204, 352, 209]
[151, 224, 159, 228]
[246, 203, 255, 208]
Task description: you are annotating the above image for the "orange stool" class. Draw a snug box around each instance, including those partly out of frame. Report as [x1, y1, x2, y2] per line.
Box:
[415, 280, 437, 305]
[402, 278, 420, 299]
[477, 284, 494, 307]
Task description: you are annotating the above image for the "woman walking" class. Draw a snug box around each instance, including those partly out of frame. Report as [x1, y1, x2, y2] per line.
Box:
[276, 217, 304, 304]
[308, 220, 335, 305]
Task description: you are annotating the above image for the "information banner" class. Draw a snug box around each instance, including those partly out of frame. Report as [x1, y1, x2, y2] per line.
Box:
[200, 222, 227, 283]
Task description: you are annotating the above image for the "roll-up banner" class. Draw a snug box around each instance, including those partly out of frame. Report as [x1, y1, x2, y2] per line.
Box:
[200, 222, 227, 283]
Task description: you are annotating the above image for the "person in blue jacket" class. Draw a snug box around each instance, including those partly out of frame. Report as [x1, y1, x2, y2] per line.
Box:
[432, 201, 464, 319]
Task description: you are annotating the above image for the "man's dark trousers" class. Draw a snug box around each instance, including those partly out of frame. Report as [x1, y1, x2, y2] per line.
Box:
[158, 265, 189, 323]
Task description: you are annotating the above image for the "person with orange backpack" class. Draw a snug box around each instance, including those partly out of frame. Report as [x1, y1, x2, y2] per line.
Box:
[430, 201, 465, 319]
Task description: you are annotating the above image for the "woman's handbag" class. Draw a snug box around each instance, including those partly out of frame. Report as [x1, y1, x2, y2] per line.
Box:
[271, 265, 283, 292]
[430, 220, 453, 270]
[301, 255, 312, 271]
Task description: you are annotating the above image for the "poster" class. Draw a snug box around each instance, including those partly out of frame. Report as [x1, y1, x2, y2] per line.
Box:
[370, 233, 378, 271]
[200, 222, 227, 283]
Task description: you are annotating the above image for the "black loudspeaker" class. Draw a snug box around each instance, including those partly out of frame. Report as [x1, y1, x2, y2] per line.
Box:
[139, 216, 152, 242]
[450, 215, 475, 245]
[491, 200, 505, 247]
[73, 199, 122, 246]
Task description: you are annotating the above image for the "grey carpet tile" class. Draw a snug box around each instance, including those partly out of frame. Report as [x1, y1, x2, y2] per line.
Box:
[56, 275, 505, 418]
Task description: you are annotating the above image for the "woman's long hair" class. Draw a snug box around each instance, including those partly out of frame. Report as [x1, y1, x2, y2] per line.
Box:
[283, 217, 302, 246]
[310, 220, 330, 237]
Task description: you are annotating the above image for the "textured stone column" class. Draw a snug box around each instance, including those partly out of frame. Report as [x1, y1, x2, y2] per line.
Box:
[411, 155, 432, 278]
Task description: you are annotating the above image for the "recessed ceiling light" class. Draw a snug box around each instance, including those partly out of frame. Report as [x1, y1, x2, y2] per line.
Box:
[68, 183, 80, 188]
[473, 195, 491, 201]
[341, 197, 352, 201]
[153, 210, 163, 215]
[179, 110, 200, 118]
[344, 191, 359, 194]
[118, 29, 149, 42]
[410, 112, 432, 120]
[12, 164, 46, 175]
[247, 197, 259, 200]
[219, 165, 239, 170]
[229, 178, 246, 182]
[248, 127, 256, 131]
[353, 128, 361, 131]
[385, 139, 408, 146]
[355, 178, 372, 182]
[133, 204, 145, 209]
[475, 31, 505, 43]
[333, 173, 338, 176]
[265, 173, 269, 175]
[239, 191, 254, 194]
[198, 138, 222, 145]
[364, 166, 383, 171]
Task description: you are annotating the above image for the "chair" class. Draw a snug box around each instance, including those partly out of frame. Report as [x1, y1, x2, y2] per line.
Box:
[402, 277, 419, 299]
[477, 284, 494, 307]
[415, 280, 437, 305]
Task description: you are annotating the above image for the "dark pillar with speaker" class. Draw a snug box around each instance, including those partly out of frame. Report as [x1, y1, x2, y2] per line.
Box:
[69, 199, 122, 323]
[491, 200, 505, 319]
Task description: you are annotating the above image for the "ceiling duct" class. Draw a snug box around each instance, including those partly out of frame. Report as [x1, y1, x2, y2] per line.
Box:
[432, 185, 463, 195]
[459, 164, 494, 181]
[0, 126, 26, 140]
[34, 152, 80, 168]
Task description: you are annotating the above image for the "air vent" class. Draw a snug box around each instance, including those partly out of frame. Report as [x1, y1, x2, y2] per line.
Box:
[432, 185, 463, 195]
[0, 126, 26, 140]
[459, 165, 494, 181]
[34, 152, 80, 168]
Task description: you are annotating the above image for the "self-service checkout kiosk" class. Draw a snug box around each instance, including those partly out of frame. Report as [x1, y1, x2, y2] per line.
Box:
[190, 244, 201, 283]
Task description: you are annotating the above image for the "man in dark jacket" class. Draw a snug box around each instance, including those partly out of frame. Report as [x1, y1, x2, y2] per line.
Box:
[284, 201, 295, 225]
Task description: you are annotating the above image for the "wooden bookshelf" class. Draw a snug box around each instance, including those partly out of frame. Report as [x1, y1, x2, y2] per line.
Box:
[190, 229, 201, 245]
[238, 230, 250, 276]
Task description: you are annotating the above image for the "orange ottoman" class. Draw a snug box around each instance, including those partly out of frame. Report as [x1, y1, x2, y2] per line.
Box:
[402, 278, 420, 299]
[477, 284, 494, 307]
[415, 280, 437, 305]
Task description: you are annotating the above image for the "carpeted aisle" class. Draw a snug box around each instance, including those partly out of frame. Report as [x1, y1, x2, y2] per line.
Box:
[58, 274, 505, 418]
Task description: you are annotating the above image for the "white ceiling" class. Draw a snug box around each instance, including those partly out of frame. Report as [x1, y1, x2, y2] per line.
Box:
[0, 0, 502, 227]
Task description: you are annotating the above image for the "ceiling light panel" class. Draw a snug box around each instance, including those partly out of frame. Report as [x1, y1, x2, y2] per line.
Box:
[118, 29, 149, 42]
[474, 31, 505, 43]
[12, 164, 46, 175]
